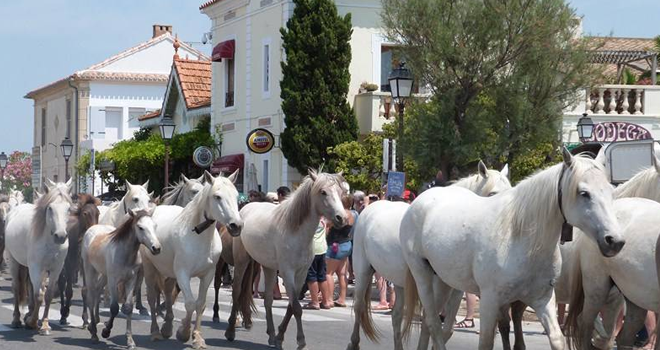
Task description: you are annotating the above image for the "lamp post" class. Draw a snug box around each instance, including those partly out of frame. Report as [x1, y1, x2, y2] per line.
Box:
[388, 62, 414, 171]
[577, 112, 594, 143]
[160, 115, 176, 191]
[0, 152, 7, 183]
[60, 137, 73, 181]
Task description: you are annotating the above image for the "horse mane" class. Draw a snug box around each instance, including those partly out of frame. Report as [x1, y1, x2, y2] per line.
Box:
[273, 171, 345, 232]
[109, 209, 150, 243]
[501, 155, 604, 252]
[613, 167, 660, 200]
[32, 185, 73, 237]
[179, 176, 236, 228]
[453, 169, 509, 195]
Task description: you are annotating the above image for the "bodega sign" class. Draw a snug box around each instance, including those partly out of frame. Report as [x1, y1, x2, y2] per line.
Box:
[246, 128, 275, 154]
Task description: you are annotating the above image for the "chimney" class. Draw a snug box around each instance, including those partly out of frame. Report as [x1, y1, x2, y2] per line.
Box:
[153, 24, 173, 38]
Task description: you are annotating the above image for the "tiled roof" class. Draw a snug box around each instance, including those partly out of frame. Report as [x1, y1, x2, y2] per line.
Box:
[138, 109, 162, 121]
[199, 0, 222, 10]
[25, 32, 209, 99]
[585, 37, 658, 79]
[173, 58, 211, 109]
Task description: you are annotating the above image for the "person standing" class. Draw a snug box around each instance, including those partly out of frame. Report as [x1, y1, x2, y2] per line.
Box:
[325, 195, 356, 307]
[303, 218, 332, 309]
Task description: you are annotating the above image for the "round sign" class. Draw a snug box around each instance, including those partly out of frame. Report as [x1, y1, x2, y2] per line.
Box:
[246, 128, 275, 154]
[193, 146, 214, 168]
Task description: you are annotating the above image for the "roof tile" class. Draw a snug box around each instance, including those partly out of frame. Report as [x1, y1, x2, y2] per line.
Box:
[173, 58, 212, 109]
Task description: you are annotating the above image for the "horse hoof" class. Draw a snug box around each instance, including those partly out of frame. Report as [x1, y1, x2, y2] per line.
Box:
[127, 343, 136, 350]
[243, 320, 253, 330]
[161, 322, 173, 339]
[225, 330, 235, 342]
[139, 308, 150, 316]
[102, 328, 111, 339]
[39, 328, 51, 336]
[176, 327, 191, 343]
[192, 332, 207, 349]
[59, 318, 69, 325]
[151, 332, 164, 341]
[25, 321, 37, 330]
[212, 317, 220, 323]
[82, 322, 89, 330]
[10, 320, 22, 329]
[91, 335, 100, 344]
[346, 343, 359, 350]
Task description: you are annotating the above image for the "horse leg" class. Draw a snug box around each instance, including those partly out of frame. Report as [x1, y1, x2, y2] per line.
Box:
[175, 272, 194, 343]
[122, 272, 138, 350]
[593, 287, 623, 350]
[134, 265, 149, 316]
[440, 287, 464, 342]
[498, 305, 512, 350]
[85, 269, 101, 344]
[511, 301, 528, 350]
[57, 270, 67, 325]
[9, 258, 25, 328]
[80, 262, 89, 329]
[225, 245, 251, 342]
[475, 291, 504, 350]
[289, 268, 310, 350]
[101, 276, 119, 339]
[406, 257, 448, 350]
[39, 270, 62, 335]
[391, 285, 405, 350]
[213, 259, 225, 323]
[141, 259, 162, 341]
[160, 278, 176, 339]
[616, 298, 647, 349]
[25, 269, 45, 330]
[529, 291, 564, 350]
[191, 270, 215, 349]
[346, 262, 376, 350]
[262, 268, 281, 348]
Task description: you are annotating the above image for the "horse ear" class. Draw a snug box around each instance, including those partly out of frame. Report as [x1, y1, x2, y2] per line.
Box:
[308, 168, 318, 181]
[204, 170, 215, 185]
[148, 191, 154, 199]
[227, 169, 240, 184]
[197, 174, 205, 184]
[45, 179, 56, 191]
[653, 143, 660, 174]
[142, 180, 150, 190]
[34, 190, 43, 200]
[595, 147, 607, 167]
[478, 160, 489, 179]
[65, 178, 73, 192]
[561, 146, 573, 167]
[181, 174, 190, 183]
[501, 164, 509, 179]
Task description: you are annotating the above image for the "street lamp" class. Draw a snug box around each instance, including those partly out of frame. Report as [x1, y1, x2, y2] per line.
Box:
[388, 62, 414, 171]
[0, 152, 7, 182]
[60, 137, 73, 181]
[577, 112, 594, 143]
[160, 115, 176, 191]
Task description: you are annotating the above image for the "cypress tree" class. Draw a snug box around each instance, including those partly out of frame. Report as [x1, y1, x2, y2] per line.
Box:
[280, 0, 358, 173]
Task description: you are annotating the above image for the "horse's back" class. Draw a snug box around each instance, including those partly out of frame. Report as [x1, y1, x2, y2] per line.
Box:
[355, 200, 409, 286]
[4, 204, 35, 266]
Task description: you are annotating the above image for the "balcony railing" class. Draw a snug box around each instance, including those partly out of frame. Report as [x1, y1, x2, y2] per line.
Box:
[583, 85, 660, 116]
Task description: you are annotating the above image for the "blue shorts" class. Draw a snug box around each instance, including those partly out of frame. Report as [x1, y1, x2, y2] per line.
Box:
[306, 254, 327, 282]
[326, 241, 352, 260]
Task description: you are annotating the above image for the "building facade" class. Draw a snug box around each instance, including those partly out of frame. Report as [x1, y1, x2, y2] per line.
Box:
[201, 0, 391, 191]
[25, 25, 206, 193]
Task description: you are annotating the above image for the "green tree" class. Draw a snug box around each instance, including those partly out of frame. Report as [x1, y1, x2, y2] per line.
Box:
[280, 0, 358, 173]
[382, 0, 598, 179]
[328, 133, 384, 194]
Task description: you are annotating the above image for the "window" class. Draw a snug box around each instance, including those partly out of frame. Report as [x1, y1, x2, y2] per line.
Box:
[41, 108, 46, 147]
[381, 45, 419, 94]
[66, 100, 72, 138]
[263, 43, 270, 95]
[225, 58, 235, 107]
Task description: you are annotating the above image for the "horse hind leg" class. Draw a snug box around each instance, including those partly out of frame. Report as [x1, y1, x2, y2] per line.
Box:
[616, 298, 647, 349]
[497, 304, 513, 350]
[160, 278, 176, 340]
[134, 265, 149, 316]
[191, 270, 215, 349]
[212, 259, 225, 323]
[346, 263, 376, 350]
[511, 301, 528, 350]
[101, 278, 120, 339]
[9, 259, 27, 328]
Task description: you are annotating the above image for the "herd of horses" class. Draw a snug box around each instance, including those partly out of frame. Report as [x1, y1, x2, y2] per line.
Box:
[1, 146, 660, 350]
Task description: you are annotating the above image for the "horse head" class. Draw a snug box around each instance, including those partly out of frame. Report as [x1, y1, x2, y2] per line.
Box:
[202, 170, 243, 237]
[182, 175, 204, 204]
[0, 198, 10, 226]
[123, 180, 152, 213]
[39, 181, 73, 245]
[560, 147, 624, 257]
[308, 169, 349, 228]
[475, 160, 512, 197]
[128, 208, 161, 255]
[76, 194, 101, 232]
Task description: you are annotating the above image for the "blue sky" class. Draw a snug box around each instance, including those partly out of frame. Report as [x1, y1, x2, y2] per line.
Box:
[1, 0, 659, 153]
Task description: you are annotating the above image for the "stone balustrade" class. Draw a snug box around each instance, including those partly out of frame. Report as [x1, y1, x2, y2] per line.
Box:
[584, 85, 660, 116]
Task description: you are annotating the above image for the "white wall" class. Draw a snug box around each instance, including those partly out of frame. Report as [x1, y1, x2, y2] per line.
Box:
[97, 38, 203, 74]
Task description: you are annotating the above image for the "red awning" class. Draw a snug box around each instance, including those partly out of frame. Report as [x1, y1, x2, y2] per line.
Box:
[211, 153, 244, 175]
[212, 40, 235, 62]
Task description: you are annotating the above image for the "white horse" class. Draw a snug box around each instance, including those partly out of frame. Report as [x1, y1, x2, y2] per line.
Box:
[83, 208, 161, 349]
[0, 195, 11, 268]
[348, 162, 511, 350]
[141, 170, 242, 349]
[401, 149, 624, 350]
[99, 181, 152, 226]
[226, 169, 349, 350]
[4, 179, 73, 334]
[8, 189, 24, 208]
[161, 175, 205, 207]
[564, 153, 660, 350]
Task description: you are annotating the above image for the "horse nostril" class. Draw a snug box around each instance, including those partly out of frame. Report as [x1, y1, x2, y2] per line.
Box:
[152, 246, 161, 254]
[605, 235, 614, 245]
[335, 215, 343, 224]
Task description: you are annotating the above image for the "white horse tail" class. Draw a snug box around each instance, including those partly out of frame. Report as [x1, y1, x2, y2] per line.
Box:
[401, 268, 421, 341]
[354, 271, 380, 343]
[564, 249, 584, 350]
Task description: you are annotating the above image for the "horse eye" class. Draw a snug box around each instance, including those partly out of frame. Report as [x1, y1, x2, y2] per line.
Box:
[133, 198, 139, 202]
[579, 191, 590, 199]
[488, 192, 497, 197]
[139, 226, 144, 231]
[214, 194, 221, 200]
[321, 190, 327, 196]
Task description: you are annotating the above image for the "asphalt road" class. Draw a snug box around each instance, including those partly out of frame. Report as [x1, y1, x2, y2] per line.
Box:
[0, 274, 555, 349]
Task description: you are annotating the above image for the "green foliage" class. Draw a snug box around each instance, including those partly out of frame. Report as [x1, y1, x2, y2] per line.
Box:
[382, 0, 597, 179]
[510, 143, 561, 183]
[75, 117, 215, 194]
[280, 0, 358, 173]
[328, 133, 383, 194]
[133, 127, 152, 142]
[623, 68, 638, 85]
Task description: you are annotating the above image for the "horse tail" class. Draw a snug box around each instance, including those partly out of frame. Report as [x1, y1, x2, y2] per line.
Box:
[355, 268, 380, 342]
[402, 268, 421, 341]
[237, 258, 258, 325]
[564, 250, 584, 350]
[17, 265, 29, 306]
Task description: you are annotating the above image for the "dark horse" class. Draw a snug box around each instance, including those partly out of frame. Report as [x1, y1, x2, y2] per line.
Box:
[58, 194, 100, 326]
